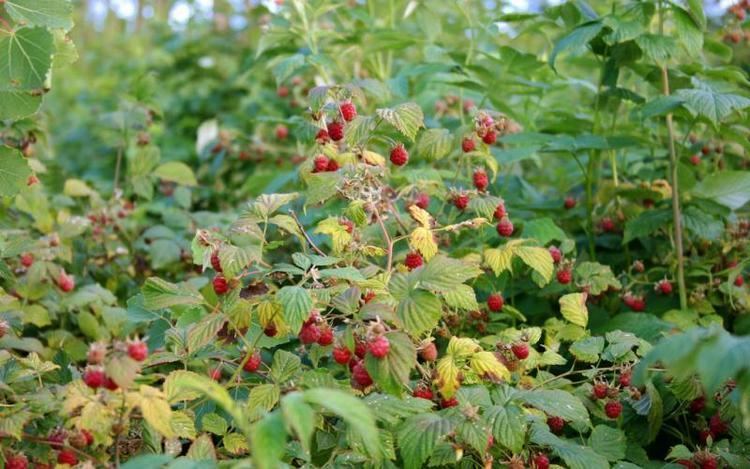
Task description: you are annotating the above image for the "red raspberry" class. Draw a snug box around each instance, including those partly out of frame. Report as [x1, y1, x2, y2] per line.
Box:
[624, 294, 645, 312]
[549, 246, 562, 264]
[493, 202, 507, 220]
[340, 101, 357, 121]
[481, 130, 497, 145]
[564, 196, 576, 209]
[390, 144, 409, 166]
[696, 452, 718, 469]
[604, 400, 623, 419]
[487, 293, 504, 312]
[57, 272, 75, 292]
[20, 253, 33, 267]
[57, 450, 77, 466]
[5, 454, 28, 469]
[532, 453, 550, 469]
[619, 371, 632, 387]
[103, 376, 119, 391]
[352, 361, 373, 387]
[315, 129, 329, 143]
[473, 168, 489, 191]
[461, 137, 476, 153]
[127, 340, 148, 362]
[593, 382, 608, 399]
[362, 290, 376, 303]
[354, 340, 367, 359]
[275, 125, 289, 140]
[327, 121, 344, 141]
[701, 145, 711, 155]
[511, 342, 529, 360]
[368, 336, 390, 359]
[48, 429, 66, 448]
[600, 217, 616, 233]
[698, 429, 714, 445]
[299, 324, 321, 345]
[332, 346, 352, 365]
[413, 384, 434, 400]
[27, 174, 39, 186]
[326, 158, 340, 172]
[209, 368, 222, 381]
[81, 429, 94, 446]
[87, 343, 106, 364]
[735, 275, 745, 287]
[277, 86, 289, 98]
[264, 324, 278, 337]
[453, 193, 469, 210]
[677, 460, 697, 469]
[414, 192, 430, 209]
[420, 342, 438, 362]
[210, 251, 222, 272]
[547, 415, 565, 434]
[243, 351, 262, 372]
[440, 396, 459, 408]
[339, 219, 354, 234]
[557, 269, 572, 285]
[213, 275, 229, 295]
[317, 326, 334, 346]
[496, 217, 514, 237]
[405, 252, 424, 270]
[709, 413, 728, 435]
[656, 279, 673, 295]
[689, 396, 706, 414]
[83, 366, 106, 389]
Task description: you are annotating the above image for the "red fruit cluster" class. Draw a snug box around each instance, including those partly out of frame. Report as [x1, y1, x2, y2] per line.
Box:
[547, 415, 565, 434]
[461, 137, 475, 153]
[368, 335, 390, 358]
[511, 342, 529, 360]
[211, 251, 222, 272]
[600, 217, 616, 233]
[473, 168, 489, 191]
[549, 246, 562, 264]
[243, 351, 262, 372]
[453, 193, 469, 211]
[213, 275, 230, 295]
[275, 124, 289, 140]
[420, 342, 438, 362]
[605, 400, 623, 419]
[440, 396, 459, 408]
[57, 450, 77, 466]
[623, 293, 646, 312]
[496, 217, 514, 237]
[332, 346, 352, 364]
[327, 121, 344, 141]
[655, 279, 673, 295]
[340, 101, 357, 121]
[58, 272, 75, 292]
[404, 251, 424, 270]
[592, 382, 609, 399]
[318, 326, 334, 346]
[5, 453, 28, 469]
[390, 144, 409, 166]
[564, 196, 576, 209]
[487, 293, 504, 312]
[414, 192, 430, 209]
[735, 274, 745, 287]
[556, 268, 572, 285]
[312, 155, 339, 173]
[352, 361, 373, 387]
[532, 453, 550, 469]
[127, 339, 148, 362]
[298, 322, 321, 345]
[493, 202, 507, 220]
[20, 253, 33, 267]
[413, 383, 433, 400]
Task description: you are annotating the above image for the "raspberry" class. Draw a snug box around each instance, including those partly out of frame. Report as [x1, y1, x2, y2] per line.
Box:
[481, 130, 497, 145]
[390, 144, 409, 166]
[277, 86, 289, 98]
[701, 145, 711, 155]
[405, 252, 424, 270]
[496, 217, 514, 237]
[487, 293, 504, 312]
[564, 196, 576, 209]
[368, 336, 390, 359]
[83, 366, 106, 389]
[593, 382, 608, 399]
[473, 168, 489, 191]
[362, 290, 376, 303]
[85, 344, 104, 366]
[698, 429, 714, 445]
[317, 326, 334, 346]
[735, 275, 745, 287]
[420, 342, 438, 362]
[600, 217, 616, 233]
[354, 340, 367, 358]
[709, 413, 728, 435]
[57, 450, 77, 466]
[315, 129, 329, 143]
[413, 384, 434, 400]
[264, 324, 278, 337]
[327, 121, 344, 141]
[213, 275, 229, 295]
[689, 396, 706, 414]
[656, 279, 673, 295]
[619, 371, 632, 387]
[414, 192, 430, 209]
[332, 346, 352, 364]
[461, 137, 476, 153]
[547, 416, 565, 434]
[57, 272, 75, 292]
[20, 253, 33, 267]
[48, 429, 66, 448]
[604, 400, 623, 419]
[623, 293, 646, 312]
[352, 361, 373, 387]
[211, 251, 223, 272]
[677, 460, 697, 469]
[326, 158, 340, 172]
[314, 155, 331, 174]
[127, 340, 148, 362]
[243, 351, 262, 372]
[549, 246, 562, 264]
[340, 101, 357, 121]
[557, 269, 572, 284]
[275, 124, 289, 140]
[511, 342, 529, 360]
[690, 154, 701, 166]
[493, 202, 507, 220]
[440, 396, 459, 408]
[299, 324, 321, 345]
[453, 193, 469, 210]
[103, 376, 119, 391]
[532, 453, 550, 469]
[5, 454, 28, 469]
[81, 429, 94, 446]
[695, 452, 718, 469]
[339, 219, 354, 234]
[209, 368, 222, 381]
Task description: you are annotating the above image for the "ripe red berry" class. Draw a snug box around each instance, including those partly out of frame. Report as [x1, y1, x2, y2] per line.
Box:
[549, 246, 562, 264]
[482, 130, 497, 145]
[103, 376, 119, 391]
[333, 346, 352, 365]
[532, 453, 550, 469]
[315, 129, 329, 143]
[689, 153, 701, 166]
[213, 275, 229, 295]
[487, 293, 504, 312]
[339, 219, 354, 234]
[127, 340, 148, 362]
[547, 416, 565, 434]
[473, 168, 489, 191]
[593, 382, 609, 399]
[564, 196, 576, 209]
[600, 217, 616, 233]
[354, 340, 367, 359]
[209, 368, 222, 381]
[619, 371, 632, 387]
[689, 396, 706, 414]
[493, 202, 507, 220]
[701, 145, 711, 155]
[368, 336, 390, 359]
[275, 124, 289, 140]
[405, 251, 424, 270]
[735, 275, 745, 287]
[362, 290, 376, 303]
[352, 361, 373, 387]
[57, 450, 77, 466]
[496, 217, 514, 237]
[5, 454, 28, 469]
[57, 272, 75, 292]
[656, 279, 673, 295]
[83, 366, 106, 389]
[243, 351, 262, 372]
[277, 86, 289, 98]
[327, 121, 344, 141]
[263, 324, 278, 337]
[20, 253, 33, 267]
[390, 144, 409, 166]
[413, 384, 434, 400]
[699, 456, 718, 469]
[453, 193, 469, 210]
[299, 324, 321, 345]
[81, 429, 94, 446]
[211, 251, 222, 272]
[440, 396, 459, 408]
[709, 413, 728, 435]
[557, 268, 572, 285]
[605, 400, 623, 419]
[511, 342, 529, 360]
[317, 326, 334, 346]
[420, 342, 438, 362]
[414, 192, 430, 209]
[326, 158, 340, 172]
[624, 294, 646, 312]
[340, 101, 357, 121]
[462, 137, 476, 153]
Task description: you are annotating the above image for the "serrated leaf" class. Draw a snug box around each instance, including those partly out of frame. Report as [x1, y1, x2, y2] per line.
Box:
[142, 277, 203, 310]
[396, 288, 442, 336]
[397, 414, 455, 469]
[223, 433, 249, 455]
[416, 128, 452, 160]
[276, 286, 313, 333]
[569, 336, 605, 363]
[516, 389, 589, 424]
[418, 255, 481, 292]
[672, 5, 703, 56]
[529, 422, 609, 469]
[270, 350, 301, 383]
[550, 21, 603, 71]
[281, 392, 316, 453]
[170, 410, 197, 439]
[153, 161, 197, 186]
[139, 385, 175, 438]
[442, 284, 479, 310]
[164, 371, 206, 403]
[4, 0, 73, 29]
[0, 146, 31, 197]
[0, 28, 54, 91]
[409, 227, 438, 261]
[251, 412, 287, 469]
[589, 425, 626, 461]
[376, 102, 424, 141]
[187, 314, 226, 354]
[515, 245, 554, 286]
[676, 81, 750, 125]
[435, 356, 461, 398]
[364, 331, 417, 396]
[470, 351, 510, 381]
[560, 293, 589, 328]
[484, 245, 514, 276]
[693, 171, 750, 210]
[0, 90, 41, 120]
[486, 405, 526, 453]
[574, 262, 622, 295]
[315, 217, 352, 253]
[105, 355, 139, 389]
[248, 383, 280, 415]
[201, 413, 228, 436]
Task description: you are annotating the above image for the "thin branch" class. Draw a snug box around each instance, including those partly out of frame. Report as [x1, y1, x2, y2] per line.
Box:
[374, 207, 394, 273]
[289, 209, 326, 256]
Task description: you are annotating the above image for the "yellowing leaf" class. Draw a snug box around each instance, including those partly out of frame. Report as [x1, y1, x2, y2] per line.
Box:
[484, 246, 514, 276]
[315, 217, 352, 253]
[435, 356, 461, 398]
[447, 337, 480, 359]
[410, 227, 438, 260]
[362, 150, 386, 166]
[515, 246, 554, 286]
[470, 351, 510, 381]
[559, 293, 589, 328]
[258, 300, 289, 335]
[408, 205, 432, 228]
[63, 179, 94, 197]
[139, 385, 175, 438]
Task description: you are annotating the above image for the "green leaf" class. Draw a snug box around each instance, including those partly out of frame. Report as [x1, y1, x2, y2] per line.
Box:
[530, 422, 610, 469]
[396, 288, 442, 336]
[270, 350, 301, 383]
[0, 28, 54, 91]
[569, 336, 605, 363]
[485, 405, 526, 453]
[623, 209, 672, 243]
[187, 314, 226, 354]
[522, 218, 567, 244]
[441, 284, 479, 311]
[4, 0, 74, 29]
[516, 389, 589, 424]
[364, 394, 434, 426]
[559, 293, 589, 328]
[201, 413, 228, 436]
[247, 383, 280, 414]
[515, 246, 554, 286]
[186, 434, 216, 460]
[106, 355, 139, 389]
[637, 95, 685, 120]
[685, 0, 706, 28]
[304, 172, 340, 206]
[153, 161, 198, 186]
[574, 262, 622, 295]
[0, 91, 41, 120]
[676, 81, 750, 125]
[281, 392, 316, 453]
[376, 102, 424, 141]
[672, 6, 703, 56]
[142, 277, 203, 310]
[318, 266, 365, 282]
[251, 412, 287, 469]
[415, 128, 452, 160]
[0, 146, 31, 197]
[343, 115, 375, 147]
[549, 21, 603, 71]
[276, 286, 313, 333]
[364, 331, 417, 396]
[418, 255, 482, 292]
[397, 413, 455, 469]
[692, 171, 750, 210]
[589, 425, 627, 461]
[636, 34, 675, 62]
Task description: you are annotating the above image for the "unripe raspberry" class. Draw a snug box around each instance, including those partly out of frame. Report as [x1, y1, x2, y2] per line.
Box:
[405, 252, 424, 270]
[275, 124, 289, 140]
[368, 336, 390, 358]
[461, 137, 475, 153]
[604, 400, 623, 419]
[326, 158, 340, 172]
[564, 196, 576, 209]
[655, 279, 673, 295]
[493, 202, 506, 220]
[5, 453, 28, 469]
[243, 351, 262, 372]
[390, 144, 409, 166]
[277, 86, 289, 98]
[299, 323, 321, 345]
[440, 396, 459, 408]
[57, 272, 75, 292]
[327, 121, 344, 141]
[414, 192, 430, 209]
[547, 416, 565, 434]
[352, 361, 373, 387]
[557, 268, 572, 284]
[20, 253, 33, 267]
[487, 293, 504, 312]
[127, 339, 148, 362]
[511, 342, 529, 360]
[420, 342, 438, 362]
[413, 384, 434, 400]
[496, 217, 514, 237]
[473, 168, 489, 191]
[57, 450, 77, 466]
[317, 326, 334, 346]
[339, 219, 354, 234]
[83, 366, 106, 389]
[481, 130, 497, 145]
[212, 275, 229, 295]
[210, 251, 222, 272]
[332, 346, 352, 364]
[549, 246, 562, 264]
[340, 101, 357, 121]
[532, 453, 550, 469]
[209, 368, 222, 381]
[453, 193, 469, 211]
